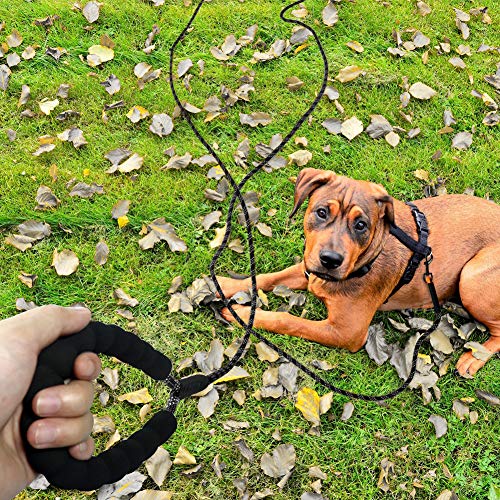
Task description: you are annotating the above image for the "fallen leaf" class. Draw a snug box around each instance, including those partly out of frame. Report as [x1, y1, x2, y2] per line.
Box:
[18, 272, 37, 288]
[449, 57, 466, 69]
[452, 131, 473, 150]
[101, 367, 119, 390]
[452, 399, 469, 420]
[113, 288, 139, 307]
[0, 64, 12, 90]
[177, 58, 193, 78]
[365, 115, 393, 139]
[295, 387, 320, 424]
[288, 149, 312, 167]
[417, 1, 431, 16]
[18, 220, 51, 239]
[260, 444, 296, 478]
[194, 339, 224, 373]
[240, 112, 272, 127]
[428, 414, 447, 438]
[87, 44, 114, 65]
[346, 41, 364, 53]
[146, 447, 172, 487]
[464, 341, 494, 362]
[28, 475, 50, 491]
[341, 116, 363, 140]
[235, 438, 254, 462]
[198, 387, 219, 418]
[163, 152, 192, 170]
[39, 99, 59, 115]
[118, 387, 152, 405]
[127, 105, 150, 123]
[335, 65, 363, 83]
[377, 458, 395, 492]
[409, 82, 437, 100]
[100, 74, 121, 95]
[35, 186, 60, 209]
[385, 131, 400, 147]
[93, 415, 116, 434]
[94, 240, 109, 266]
[97, 471, 146, 500]
[322, 2, 338, 26]
[150, 113, 174, 137]
[52, 249, 79, 276]
[83, 1, 100, 23]
[111, 199, 130, 219]
[322, 118, 342, 135]
[139, 218, 187, 252]
[214, 366, 250, 383]
[69, 181, 102, 198]
[202, 211, 222, 231]
[475, 389, 500, 407]
[173, 446, 196, 465]
[255, 342, 280, 362]
[340, 401, 354, 421]
[117, 215, 129, 228]
[286, 76, 304, 91]
[16, 298, 38, 311]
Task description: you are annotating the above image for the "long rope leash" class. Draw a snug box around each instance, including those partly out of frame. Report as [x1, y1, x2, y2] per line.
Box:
[169, 0, 442, 401]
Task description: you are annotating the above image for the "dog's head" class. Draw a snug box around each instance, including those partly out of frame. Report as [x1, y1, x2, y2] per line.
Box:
[291, 168, 394, 281]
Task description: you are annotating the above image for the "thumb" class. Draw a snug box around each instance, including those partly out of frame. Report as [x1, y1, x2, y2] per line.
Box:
[2, 305, 92, 353]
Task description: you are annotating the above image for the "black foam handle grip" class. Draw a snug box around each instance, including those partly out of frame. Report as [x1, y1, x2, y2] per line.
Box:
[20, 321, 177, 490]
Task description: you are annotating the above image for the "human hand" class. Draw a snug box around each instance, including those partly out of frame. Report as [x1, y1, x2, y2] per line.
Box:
[0, 305, 101, 500]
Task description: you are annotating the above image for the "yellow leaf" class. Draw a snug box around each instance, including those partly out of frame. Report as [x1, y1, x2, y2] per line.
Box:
[295, 387, 320, 424]
[294, 43, 309, 54]
[118, 387, 152, 405]
[214, 366, 251, 384]
[418, 353, 432, 364]
[88, 44, 114, 64]
[83, 168, 90, 177]
[118, 215, 129, 228]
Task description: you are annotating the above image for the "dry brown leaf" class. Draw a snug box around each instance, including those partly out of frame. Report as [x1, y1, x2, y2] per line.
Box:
[83, 1, 100, 23]
[239, 112, 272, 127]
[127, 105, 150, 123]
[93, 415, 115, 434]
[150, 114, 174, 137]
[198, 387, 219, 418]
[451, 131, 473, 150]
[173, 446, 197, 465]
[260, 444, 296, 478]
[428, 414, 448, 438]
[6, 235, 36, 252]
[146, 447, 172, 487]
[409, 82, 437, 100]
[322, 2, 338, 26]
[177, 58, 193, 78]
[385, 131, 400, 147]
[288, 149, 312, 167]
[341, 116, 363, 140]
[118, 387, 152, 405]
[100, 74, 121, 95]
[52, 249, 79, 276]
[105, 430, 121, 450]
[18, 272, 38, 288]
[94, 240, 109, 266]
[139, 218, 187, 252]
[101, 367, 119, 390]
[377, 458, 395, 492]
[39, 99, 59, 115]
[113, 288, 139, 307]
[340, 401, 354, 421]
[114, 153, 144, 173]
[335, 65, 363, 83]
[87, 44, 114, 65]
[346, 40, 364, 53]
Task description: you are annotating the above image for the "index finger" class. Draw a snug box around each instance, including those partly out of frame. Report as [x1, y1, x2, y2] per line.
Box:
[1, 305, 92, 353]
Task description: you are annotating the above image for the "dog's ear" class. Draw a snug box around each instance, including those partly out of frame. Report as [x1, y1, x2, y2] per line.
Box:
[370, 183, 394, 224]
[289, 168, 335, 218]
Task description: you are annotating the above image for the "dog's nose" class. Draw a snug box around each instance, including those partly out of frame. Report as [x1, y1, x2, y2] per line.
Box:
[319, 250, 344, 269]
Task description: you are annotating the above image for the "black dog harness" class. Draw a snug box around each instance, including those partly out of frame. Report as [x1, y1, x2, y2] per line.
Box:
[21, 0, 441, 491]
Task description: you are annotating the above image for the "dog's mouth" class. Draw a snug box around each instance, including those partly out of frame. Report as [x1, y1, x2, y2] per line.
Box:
[308, 268, 346, 282]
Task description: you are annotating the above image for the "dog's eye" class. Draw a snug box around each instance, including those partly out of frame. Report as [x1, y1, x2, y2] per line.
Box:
[316, 208, 328, 220]
[354, 220, 367, 231]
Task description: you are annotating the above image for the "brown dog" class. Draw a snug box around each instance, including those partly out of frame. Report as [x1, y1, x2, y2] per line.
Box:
[219, 168, 500, 377]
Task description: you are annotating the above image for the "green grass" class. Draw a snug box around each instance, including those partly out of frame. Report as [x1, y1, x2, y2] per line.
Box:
[1, 0, 499, 498]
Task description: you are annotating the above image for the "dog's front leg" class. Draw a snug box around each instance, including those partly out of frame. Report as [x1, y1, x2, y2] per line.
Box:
[221, 297, 375, 353]
[216, 262, 308, 298]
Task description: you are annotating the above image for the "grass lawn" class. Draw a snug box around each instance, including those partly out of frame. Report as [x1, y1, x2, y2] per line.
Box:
[1, 0, 499, 498]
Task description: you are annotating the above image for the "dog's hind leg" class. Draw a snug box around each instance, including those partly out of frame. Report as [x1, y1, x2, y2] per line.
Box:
[456, 244, 500, 377]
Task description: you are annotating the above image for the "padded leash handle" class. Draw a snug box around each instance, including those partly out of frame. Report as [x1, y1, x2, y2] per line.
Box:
[20, 321, 178, 491]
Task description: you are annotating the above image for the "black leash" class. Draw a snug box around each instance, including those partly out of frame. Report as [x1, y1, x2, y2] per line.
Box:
[169, 0, 442, 400]
[20, 0, 444, 489]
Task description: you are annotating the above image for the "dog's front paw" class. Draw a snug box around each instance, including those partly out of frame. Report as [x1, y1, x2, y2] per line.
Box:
[215, 276, 250, 299]
[456, 351, 486, 378]
[220, 304, 251, 324]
